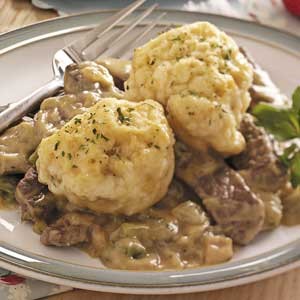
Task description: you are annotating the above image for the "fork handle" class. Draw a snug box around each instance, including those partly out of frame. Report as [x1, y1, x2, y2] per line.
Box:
[0, 77, 63, 133]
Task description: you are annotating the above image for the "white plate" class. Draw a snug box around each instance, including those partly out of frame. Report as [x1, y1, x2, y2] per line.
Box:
[0, 9, 300, 294]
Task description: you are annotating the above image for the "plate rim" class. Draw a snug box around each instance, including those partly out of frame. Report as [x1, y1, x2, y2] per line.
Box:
[0, 8, 299, 55]
[1, 9, 300, 293]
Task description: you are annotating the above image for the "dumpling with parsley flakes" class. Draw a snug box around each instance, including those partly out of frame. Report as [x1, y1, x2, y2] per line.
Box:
[125, 22, 253, 156]
[36, 98, 175, 215]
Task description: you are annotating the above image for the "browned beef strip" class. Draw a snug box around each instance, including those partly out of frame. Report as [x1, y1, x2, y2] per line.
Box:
[40, 212, 95, 247]
[230, 114, 287, 192]
[15, 167, 58, 223]
[175, 142, 265, 245]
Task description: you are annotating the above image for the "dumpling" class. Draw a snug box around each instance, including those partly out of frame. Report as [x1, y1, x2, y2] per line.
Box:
[37, 98, 175, 215]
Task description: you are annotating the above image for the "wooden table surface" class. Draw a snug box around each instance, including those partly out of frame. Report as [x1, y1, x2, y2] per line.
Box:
[1, 1, 300, 299]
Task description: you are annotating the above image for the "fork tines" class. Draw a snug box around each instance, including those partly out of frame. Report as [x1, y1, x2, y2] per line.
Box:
[65, 0, 164, 62]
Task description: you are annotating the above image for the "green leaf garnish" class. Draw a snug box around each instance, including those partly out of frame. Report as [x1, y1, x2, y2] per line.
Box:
[280, 144, 300, 188]
[253, 86, 300, 187]
[292, 86, 300, 112]
[252, 86, 300, 140]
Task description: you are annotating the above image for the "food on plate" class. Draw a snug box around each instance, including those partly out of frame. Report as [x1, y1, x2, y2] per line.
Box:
[37, 98, 175, 215]
[0, 175, 20, 208]
[34, 91, 101, 139]
[175, 141, 265, 244]
[40, 180, 233, 269]
[15, 167, 58, 228]
[0, 21, 299, 271]
[96, 57, 131, 89]
[230, 114, 287, 229]
[281, 186, 300, 225]
[0, 118, 39, 174]
[0, 92, 101, 176]
[64, 61, 124, 97]
[125, 22, 253, 155]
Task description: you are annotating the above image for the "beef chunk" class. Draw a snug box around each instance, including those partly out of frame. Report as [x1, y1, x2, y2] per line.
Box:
[230, 114, 287, 192]
[40, 212, 95, 247]
[229, 114, 287, 229]
[175, 142, 265, 245]
[15, 167, 57, 224]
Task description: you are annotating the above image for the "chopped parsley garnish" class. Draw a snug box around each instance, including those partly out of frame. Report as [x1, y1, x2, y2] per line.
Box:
[117, 107, 130, 124]
[54, 141, 60, 151]
[224, 49, 232, 60]
[224, 52, 230, 60]
[67, 153, 72, 160]
[210, 42, 218, 49]
[72, 164, 78, 169]
[92, 128, 97, 135]
[189, 91, 197, 96]
[61, 151, 65, 157]
[171, 36, 182, 42]
[148, 58, 156, 65]
[100, 133, 109, 141]
[88, 112, 95, 120]
[74, 118, 81, 125]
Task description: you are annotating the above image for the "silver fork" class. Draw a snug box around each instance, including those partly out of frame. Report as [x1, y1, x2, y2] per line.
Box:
[0, 0, 165, 133]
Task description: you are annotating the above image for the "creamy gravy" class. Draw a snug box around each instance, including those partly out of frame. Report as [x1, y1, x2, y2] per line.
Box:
[81, 194, 233, 270]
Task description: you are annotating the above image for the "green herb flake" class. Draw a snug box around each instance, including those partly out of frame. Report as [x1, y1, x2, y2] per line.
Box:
[224, 52, 230, 60]
[101, 133, 109, 141]
[252, 86, 300, 140]
[54, 141, 60, 151]
[171, 36, 182, 42]
[188, 91, 197, 96]
[67, 153, 72, 160]
[210, 42, 218, 49]
[88, 112, 95, 120]
[74, 118, 81, 125]
[117, 107, 130, 124]
[148, 58, 156, 65]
